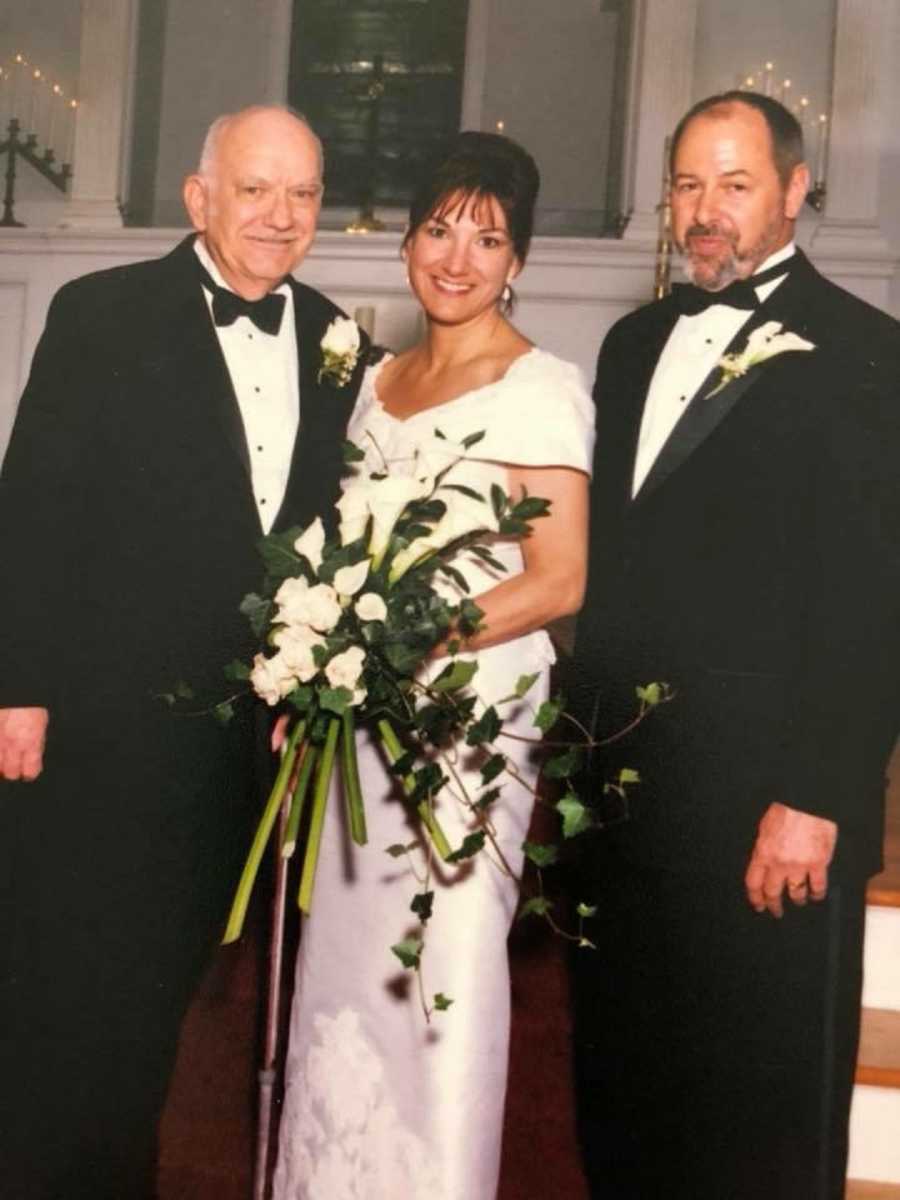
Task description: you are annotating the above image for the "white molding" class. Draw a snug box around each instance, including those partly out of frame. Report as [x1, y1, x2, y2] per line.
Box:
[460, 0, 490, 131]
[623, 0, 698, 242]
[812, 0, 890, 258]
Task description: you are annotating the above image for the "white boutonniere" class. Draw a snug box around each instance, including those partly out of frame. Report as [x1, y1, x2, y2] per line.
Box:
[318, 316, 361, 386]
[707, 320, 815, 398]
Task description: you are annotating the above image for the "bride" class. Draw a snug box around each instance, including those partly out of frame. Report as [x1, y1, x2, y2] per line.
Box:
[272, 131, 594, 1200]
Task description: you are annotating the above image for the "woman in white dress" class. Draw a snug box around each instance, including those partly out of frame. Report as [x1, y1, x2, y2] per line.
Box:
[273, 132, 595, 1200]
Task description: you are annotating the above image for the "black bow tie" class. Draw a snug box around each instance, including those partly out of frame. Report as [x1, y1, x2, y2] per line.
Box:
[672, 255, 796, 317]
[194, 256, 286, 336]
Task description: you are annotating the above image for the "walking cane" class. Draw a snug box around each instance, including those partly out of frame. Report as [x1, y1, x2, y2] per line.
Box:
[252, 744, 304, 1200]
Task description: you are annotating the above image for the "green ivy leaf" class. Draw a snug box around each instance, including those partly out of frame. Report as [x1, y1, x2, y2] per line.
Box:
[579, 936, 597, 950]
[222, 660, 250, 684]
[287, 684, 315, 713]
[440, 483, 485, 502]
[391, 937, 422, 970]
[480, 753, 506, 785]
[319, 686, 352, 715]
[515, 672, 540, 699]
[385, 843, 409, 859]
[518, 896, 552, 921]
[556, 791, 593, 838]
[461, 430, 486, 450]
[523, 841, 560, 868]
[474, 786, 501, 812]
[511, 496, 552, 521]
[576, 902, 598, 918]
[446, 831, 486, 863]
[213, 700, 235, 725]
[342, 439, 366, 462]
[618, 767, 640, 786]
[431, 659, 479, 693]
[457, 598, 485, 636]
[433, 992, 454, 1011]
[490, 483, 507, 521]
[411, 891, 434, 923]
[239, 592, 272, 638]
[173, 679, 196, 699]
[534, 698, 562, 733]
[465, 705, 501, 746]
[543, 746, 583, 779]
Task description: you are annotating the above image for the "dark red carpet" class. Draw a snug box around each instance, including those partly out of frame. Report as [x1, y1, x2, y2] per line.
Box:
[158, 898, 589, 1199]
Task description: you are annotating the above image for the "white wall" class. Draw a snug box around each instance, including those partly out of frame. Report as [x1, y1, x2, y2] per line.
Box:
[150, 0, 287, 227]
[478, 1, 620, 231]
[694, 0, 836, 117]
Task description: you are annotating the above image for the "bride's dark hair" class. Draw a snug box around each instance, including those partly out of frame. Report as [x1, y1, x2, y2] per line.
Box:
[403, 132, 541, 265]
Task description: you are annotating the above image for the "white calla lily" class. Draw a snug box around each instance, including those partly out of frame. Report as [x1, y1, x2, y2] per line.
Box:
[334, 559, 370, 598]
[293, 517, 326, 571]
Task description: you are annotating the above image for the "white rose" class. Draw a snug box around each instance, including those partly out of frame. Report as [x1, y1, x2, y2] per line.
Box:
[275, 577, 342, 632]
[333, 559, 370, 598]
[324, 645, 367, 700]
[272, 624, 324, 683]
[336, 484, 371, 546]
[293, 518, 325, 571]
[355, 592, 387, 622]
[249, 651, 296, 707]
[367, 473, 432, 568]
[322, 316, 360, 357]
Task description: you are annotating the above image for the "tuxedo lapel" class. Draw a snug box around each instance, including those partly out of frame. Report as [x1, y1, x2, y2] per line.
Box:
[162, 237, 255, 483]
[637, 303, 776, 502]
[636, 256, 813, 503]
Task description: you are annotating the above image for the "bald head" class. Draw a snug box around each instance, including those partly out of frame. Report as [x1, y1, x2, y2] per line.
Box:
[197, 106, 324, 180]
[183, 106, 324, 299]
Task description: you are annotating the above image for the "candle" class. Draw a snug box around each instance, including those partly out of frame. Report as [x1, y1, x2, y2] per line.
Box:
[764, 62, 774, 96]
[47, 84, 63, 156]
[495, 119, 505, 133]
[12, 54, 27, 120]
[815, 114, 828, 184]
[64, 98, 78, 166]
[28, 68, 42, 136]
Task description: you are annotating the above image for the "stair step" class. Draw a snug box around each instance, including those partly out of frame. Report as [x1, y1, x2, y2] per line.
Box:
[847, 1183, 900, 1199]
[857, 1008, 900, 1088]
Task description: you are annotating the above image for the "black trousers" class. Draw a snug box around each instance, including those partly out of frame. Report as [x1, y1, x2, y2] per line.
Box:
[0, 709, 258, 1200]
[571, 845, 866, 1200]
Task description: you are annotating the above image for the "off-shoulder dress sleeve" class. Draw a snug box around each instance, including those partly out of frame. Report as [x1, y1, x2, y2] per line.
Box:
[470, 349, 595, 474]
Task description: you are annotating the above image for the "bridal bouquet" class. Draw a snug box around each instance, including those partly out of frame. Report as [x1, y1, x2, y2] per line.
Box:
[220, 430, 560, 946]
[216, 429, 670, 999]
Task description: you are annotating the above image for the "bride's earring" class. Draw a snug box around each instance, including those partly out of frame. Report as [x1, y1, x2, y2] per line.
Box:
[502, 283, 512, 305]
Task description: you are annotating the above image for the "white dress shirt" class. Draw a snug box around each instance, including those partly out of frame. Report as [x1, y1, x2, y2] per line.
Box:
[194, 239, 300, 532]
[631, 242, 795, 497]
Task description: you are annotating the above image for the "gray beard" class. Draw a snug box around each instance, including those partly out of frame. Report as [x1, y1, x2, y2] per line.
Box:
[679, 223, 784, 292]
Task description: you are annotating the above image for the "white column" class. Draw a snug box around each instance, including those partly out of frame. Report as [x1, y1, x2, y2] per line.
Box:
[622, 0, 699, 242]
[58, 0, 137, 229]
[811, 0, 889, 259]
[262, 0, 293, 105]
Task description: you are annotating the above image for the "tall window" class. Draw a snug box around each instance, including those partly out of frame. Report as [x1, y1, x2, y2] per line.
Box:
[289, 0, 469, 211]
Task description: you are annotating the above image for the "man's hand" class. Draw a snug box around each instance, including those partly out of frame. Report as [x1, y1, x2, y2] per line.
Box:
[0, 707, 49, 781]
[744, 802, 838, 917]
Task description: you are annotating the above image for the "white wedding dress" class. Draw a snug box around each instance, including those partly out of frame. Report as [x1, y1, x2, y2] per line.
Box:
[272, 348, 594, 1200]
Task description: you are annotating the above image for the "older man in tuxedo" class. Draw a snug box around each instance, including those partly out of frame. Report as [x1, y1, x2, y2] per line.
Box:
[571, 92, 900, 1199]
[0, 107, 369, 1199]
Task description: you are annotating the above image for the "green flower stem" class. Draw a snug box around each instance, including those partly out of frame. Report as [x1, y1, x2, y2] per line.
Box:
[221, 719, 306, 945]
[297, 716, 340, 914]
[281, 742, 318, 858]
[377, 718, 452, 861]
[341, 708, 368, 846]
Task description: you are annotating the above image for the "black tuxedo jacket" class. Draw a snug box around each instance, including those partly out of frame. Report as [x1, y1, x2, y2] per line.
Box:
[572, 251, 900, 879]
[0, 235, 369, 737]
